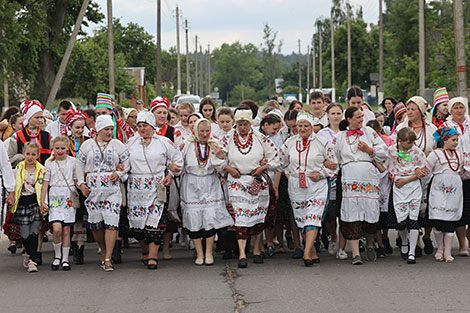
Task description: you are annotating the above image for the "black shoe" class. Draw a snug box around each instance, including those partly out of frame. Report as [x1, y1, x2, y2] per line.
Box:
[222, 250, 233, 260]
[253, 254, 264, 264]
[382, 238, 393, 255]
[147, 258, 158, 270]
[312, 258, 320, 264]
[51, 258, 61, 271]
[415, 245, 423, 258]
[112, 240, 122, 264]
[267, 246, 276, 257]
[261, 251, 265, 259]
[61, 261, 71, 271]
[407, 255, 416, 264]
[400, 245, 409, 260]
[396, 236, 402, 248]
[74, 246, 85, 265]
[70, 242, 77, 256]
[303, 259, 314, 267]
[33, 252, 42, 266]
[238, 258, 248, 268]
[8, 244, 16, 255]
[376, 247, 386, 258]
[423, 237, 434, 255]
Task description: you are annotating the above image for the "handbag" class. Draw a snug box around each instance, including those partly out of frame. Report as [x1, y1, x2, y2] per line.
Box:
[248, 176, 264, 196]
[142, 140, 167, 203]
[56, 159, 80, 209]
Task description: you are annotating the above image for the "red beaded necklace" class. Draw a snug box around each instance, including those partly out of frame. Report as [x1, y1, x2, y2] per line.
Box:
[443, 149, 460, 172]
[234, 131, 253, 155]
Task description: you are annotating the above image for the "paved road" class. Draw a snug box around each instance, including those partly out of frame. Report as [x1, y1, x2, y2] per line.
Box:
[1, 236, 470, 313]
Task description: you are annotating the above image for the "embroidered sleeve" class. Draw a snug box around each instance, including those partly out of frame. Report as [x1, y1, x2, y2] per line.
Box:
[320, 141, 339, 178]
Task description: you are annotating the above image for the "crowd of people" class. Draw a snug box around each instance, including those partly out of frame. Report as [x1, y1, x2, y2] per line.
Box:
[0, 86, 469, 273]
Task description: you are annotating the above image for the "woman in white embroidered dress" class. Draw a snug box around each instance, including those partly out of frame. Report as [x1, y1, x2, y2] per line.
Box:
[392, 96, 437, 255]
[335, 107, 387, 265]
[280, 112, 337, 266]
[180, 118, 233, 266]
[76, 115, 130, 272]
[442, 97, 470, 256]
[426, 127, 463, 263]
[214, 109, 280, 269]
[126, 112, 183, 270]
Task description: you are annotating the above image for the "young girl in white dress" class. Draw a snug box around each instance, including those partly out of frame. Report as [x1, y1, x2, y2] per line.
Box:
[385, 127, 426, 264]
[41, 136, 78, 271]
[426, 127, 463, 263]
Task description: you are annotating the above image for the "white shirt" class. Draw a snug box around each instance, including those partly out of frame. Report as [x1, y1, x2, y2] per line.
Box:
[182, 140, 218, 176]
[386, 145, 426, 177]
[76, 139, 130, 186]
[426, 149, 463, 175]
[279, 133, 337, 178]
[127, 134, 183, 177]
[392, 120, 437, 156]
[214, 128, 281, 175]
[334, 126, 388, 165]
[44, 156, 77, 187]
[0, 140, 15, 192]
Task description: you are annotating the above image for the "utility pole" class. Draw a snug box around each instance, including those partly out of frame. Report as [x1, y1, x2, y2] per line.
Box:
[347, 3, 351, 89]
[206, 44, 211, 95]
[175, 5, 181, 95]
[312, 34, 316, 89]
[298, 40, 302, 103]
[156, 0, 162, 96]
[185, 19, 190, 95]
[453, 0, 467, 98]
[107, 0, 115, 97]
[199, 45, 203, 96]
[378, 0, 384, 95]
[306, 45, 310, 100]
[3, 69, 8, 108]
[418, 0, 425, 96]
[319, 24, 323, 90]
[330, 11, 335, 102]
[45, 0, 90, 109]
[195, 35, 198, 96]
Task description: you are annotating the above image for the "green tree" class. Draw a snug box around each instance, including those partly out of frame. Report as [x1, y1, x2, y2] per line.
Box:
[261, 24, 282, 96]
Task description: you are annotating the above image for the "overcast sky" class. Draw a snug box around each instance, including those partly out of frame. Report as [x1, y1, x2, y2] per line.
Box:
[86, 0, 382, 55]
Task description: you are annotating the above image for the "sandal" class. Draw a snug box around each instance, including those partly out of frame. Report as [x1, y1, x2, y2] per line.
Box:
[61, 260, 71, 271]
[147, 258, 158, 270]
[51, 257, 61, 271]
[141, 251, 149, 266]
[8, 243, 17, 254]
[103, 259, 114, 272]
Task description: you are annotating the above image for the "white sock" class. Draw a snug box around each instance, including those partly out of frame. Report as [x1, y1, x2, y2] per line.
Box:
[433, 230, 444, 254]
[53, 243, 62, 265]
[398, 230, 408, 253]
[53, 242, 62, 259]
[444, 233, 454, 258]
[408, 229, 419, 256]
[62, 246, 70, 263]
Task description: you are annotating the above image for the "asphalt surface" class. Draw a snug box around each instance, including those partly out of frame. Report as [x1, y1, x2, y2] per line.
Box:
[1, 236, 470, 313]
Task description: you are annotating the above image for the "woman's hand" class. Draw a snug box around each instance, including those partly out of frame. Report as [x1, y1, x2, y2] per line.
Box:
[323, 160, 338, 171]
[5, 192, 14, 208]
[109, 173, 119, 183]
[251, 165, 267, 177]
[309, 172, 321, 182]
[274, 187, 279, 200]
[40, 202, 49, 215]
[260, 158, 268, 167]
[395, 178, 408, 188]
[358, 141, 374, 155]
[224, 165, 241, 178]
[415, 167, 426, 178]
[163, 173, 173, 186]
[116, 163, 124, 172]
[80, 183, 90, 198]
[168, 163, 182, 173]
[211, 144, 225, 159]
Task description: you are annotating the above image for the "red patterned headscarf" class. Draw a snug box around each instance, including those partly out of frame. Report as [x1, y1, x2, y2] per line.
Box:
[65, 108, 88, 128]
